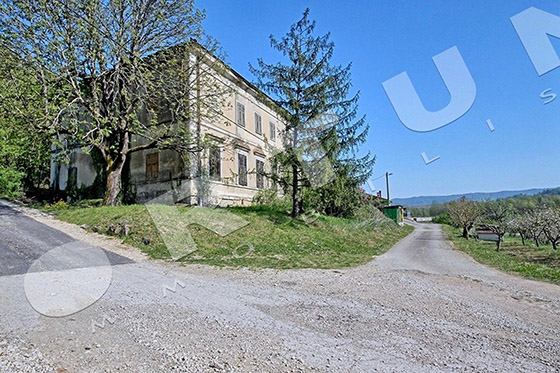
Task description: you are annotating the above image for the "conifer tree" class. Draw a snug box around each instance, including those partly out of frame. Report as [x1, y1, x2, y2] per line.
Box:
[251, 9, 374, 217]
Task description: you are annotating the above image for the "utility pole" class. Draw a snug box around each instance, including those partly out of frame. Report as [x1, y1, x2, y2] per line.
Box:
[385, 172, 393, 205]
[196, 54, 203, 207]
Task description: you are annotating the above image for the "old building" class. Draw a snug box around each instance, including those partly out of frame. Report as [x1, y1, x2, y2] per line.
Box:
[50, 46, 286, 206]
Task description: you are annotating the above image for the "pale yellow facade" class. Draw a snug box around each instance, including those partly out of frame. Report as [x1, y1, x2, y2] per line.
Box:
[126, 57, 286, 205]
[51, 49, 287, 206]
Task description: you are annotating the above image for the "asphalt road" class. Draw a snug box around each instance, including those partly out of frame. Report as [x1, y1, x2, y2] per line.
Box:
[0, 202, 132, 277]
[0, 203, 559, 372]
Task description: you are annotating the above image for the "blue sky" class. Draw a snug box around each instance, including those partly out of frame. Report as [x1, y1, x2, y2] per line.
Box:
[198, 0, 560, 198]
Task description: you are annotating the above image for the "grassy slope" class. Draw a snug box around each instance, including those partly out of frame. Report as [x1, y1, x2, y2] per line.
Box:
[52, 204, 413, 269]
[443, 225, 560, 285]
[51, 205, 412, 268]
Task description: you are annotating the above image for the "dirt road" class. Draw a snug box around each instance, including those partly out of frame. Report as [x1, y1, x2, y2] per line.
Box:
[1, 202, 558, 372]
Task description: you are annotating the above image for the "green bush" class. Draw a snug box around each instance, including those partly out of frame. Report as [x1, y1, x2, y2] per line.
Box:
[253, 188, 286, 206]
[353, 203, 397, 231]
[433, 212, 453, 226]
[0, 167, 23, 199]
[301, 184, 363, 218]
[47, 200, 70, 210]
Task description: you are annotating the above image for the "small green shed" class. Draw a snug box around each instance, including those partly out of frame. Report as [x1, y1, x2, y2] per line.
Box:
[383, 205, 406, 225]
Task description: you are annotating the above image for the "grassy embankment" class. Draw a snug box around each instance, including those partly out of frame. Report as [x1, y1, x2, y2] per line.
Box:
[443, 225, 560, 285]
[48, 203, 413, 269]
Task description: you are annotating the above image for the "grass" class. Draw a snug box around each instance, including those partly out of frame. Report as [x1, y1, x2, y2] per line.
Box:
[442, 225, 560, 285]
[50, 204, 413, 269]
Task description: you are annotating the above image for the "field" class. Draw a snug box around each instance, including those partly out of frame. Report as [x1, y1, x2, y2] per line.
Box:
[443, 225, 560, 285]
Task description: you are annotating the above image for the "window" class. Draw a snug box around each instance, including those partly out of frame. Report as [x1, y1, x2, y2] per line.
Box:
[209, 148, 221, 180]
[256, 159, 265, 189]
[236, 102, 245, 127]
[158, 98, 172, 123]
[238, 152, 247, 186]
[254, 112, 262, 135]
[149, 98, 172, 124]
[146, 153, 159, 180]
[269, 121, 276, 141]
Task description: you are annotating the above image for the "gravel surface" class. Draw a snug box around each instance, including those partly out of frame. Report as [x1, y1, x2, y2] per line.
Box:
[0, 201, 559, 372]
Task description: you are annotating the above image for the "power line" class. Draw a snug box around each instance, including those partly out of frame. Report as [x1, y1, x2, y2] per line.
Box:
[369, 174, 386, 182]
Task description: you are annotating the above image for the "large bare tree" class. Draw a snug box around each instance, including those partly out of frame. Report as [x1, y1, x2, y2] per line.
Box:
[447, 197, 483, 239]
[482, 200, 514, 251]
[0, 0, 230, 205]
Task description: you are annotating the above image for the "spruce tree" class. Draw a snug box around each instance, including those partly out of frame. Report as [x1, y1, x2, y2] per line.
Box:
[251, 8, 374, 218]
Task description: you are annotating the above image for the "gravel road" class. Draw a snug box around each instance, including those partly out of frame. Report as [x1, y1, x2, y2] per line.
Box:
[0, 201, 559, 372]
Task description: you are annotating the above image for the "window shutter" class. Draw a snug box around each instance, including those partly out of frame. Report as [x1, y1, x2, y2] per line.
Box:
[269, 122, 276, 141]
[238, 153, 247, 186]
[255, 113, 262, 135]
[256, 159, 264, 189]
[236, 102, 245, 126]
[209, 148, 221, 179]
[146, 153, 159, 180]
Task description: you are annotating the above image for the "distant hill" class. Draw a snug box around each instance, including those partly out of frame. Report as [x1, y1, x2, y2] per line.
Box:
[538, 187, 560, 196]
[393, 188, 558, 207]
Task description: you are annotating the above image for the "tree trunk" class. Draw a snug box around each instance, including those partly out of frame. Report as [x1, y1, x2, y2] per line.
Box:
[101, 127, 129, 206]
[103, 163, 125, 206]
[291, 164, 299, 218]
[553, 240, 558, 251]
[520, 234, 525, 246]
[496, 239, 501, 251]
[462, 226, 469, 239]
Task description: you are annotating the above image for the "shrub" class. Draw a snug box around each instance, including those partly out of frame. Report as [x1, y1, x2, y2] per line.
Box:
[353, 203, 396, 231]
[48, 200, 70, 210]
[301, 184, 364, 218]
[253, 188, 285, 206]
[0, 166, 23, 199]
[433, 212, 453, 225]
